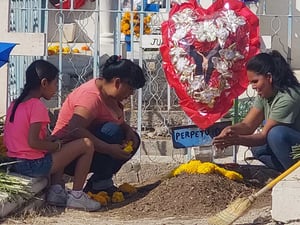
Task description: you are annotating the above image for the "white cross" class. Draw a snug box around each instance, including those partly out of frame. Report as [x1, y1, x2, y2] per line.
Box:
[0, 1, 45, 116]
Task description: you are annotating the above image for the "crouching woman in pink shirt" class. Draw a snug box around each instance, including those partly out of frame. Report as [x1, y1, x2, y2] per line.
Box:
[4, 60, 100, 211]
[52, 55, 146, 194]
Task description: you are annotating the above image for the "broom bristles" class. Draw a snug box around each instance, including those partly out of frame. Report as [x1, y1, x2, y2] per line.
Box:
[207, 196, 255, 225]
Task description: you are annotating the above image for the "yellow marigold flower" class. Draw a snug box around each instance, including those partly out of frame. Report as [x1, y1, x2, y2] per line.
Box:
[121, 23, 130, 32]
[215, 166, 243, 181]
[123, 141, 133, 153]
[144, 15, 152, 24]
[62, 47, 70, 54]
[133, 12, 139, 20]
[224, 171, 243, 181]
[87, 191, 93, 197]
[185, 160, 202, 174]
[48, 49, 56, 55]
[144, 27, 151, 34]
[119, 182, 137, 194]
[215, 166, 227, 176]
[120, 11, 152, 37]
[169, 160, 243, 181]
[170, 160, 202, 176]
[123, 12, 131, 20]
[48, 45, 59, 55]
[170, 164, 186, 176]
[197, 162, 216, 174]
[97, 191, 111, 203]
[88, 191, 111, 205]
[95, 195, 108, 206]
[133, 19, 139, 25]
[53, 45, 60, 53]
[72, 48, 80, 53]
[112, 191, 124, 203]
[134, 25, 140, 33]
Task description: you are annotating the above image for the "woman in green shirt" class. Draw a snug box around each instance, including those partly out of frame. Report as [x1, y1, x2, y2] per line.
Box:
[213, 50, 300, 172]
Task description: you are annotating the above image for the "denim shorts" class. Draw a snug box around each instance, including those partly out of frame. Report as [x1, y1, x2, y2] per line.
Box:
[12, 153, 52, 178]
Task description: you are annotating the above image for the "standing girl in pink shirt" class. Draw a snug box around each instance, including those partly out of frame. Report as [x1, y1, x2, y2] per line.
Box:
[4, 60, 100, 211]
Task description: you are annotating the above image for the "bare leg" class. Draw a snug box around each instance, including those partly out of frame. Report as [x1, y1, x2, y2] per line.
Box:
[51, 170, 65, 187]
[51, 138, 94, 190]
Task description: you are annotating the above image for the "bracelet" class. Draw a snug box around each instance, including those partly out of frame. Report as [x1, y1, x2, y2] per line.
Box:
[55, 140, 62, 152]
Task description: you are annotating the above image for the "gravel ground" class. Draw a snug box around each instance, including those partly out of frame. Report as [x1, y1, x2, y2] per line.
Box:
[0, 149, 296, 225]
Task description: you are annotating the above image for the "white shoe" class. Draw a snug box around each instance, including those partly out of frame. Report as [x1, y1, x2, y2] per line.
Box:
[67, 192, 101, 212]
[47, 185, 68, 207]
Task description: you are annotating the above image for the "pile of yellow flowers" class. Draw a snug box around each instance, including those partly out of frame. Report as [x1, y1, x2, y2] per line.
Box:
[47, 45, 90, 55]
[87, 183, 137, 205]
[120, 11, 152, 37]
[170, 160, 243, 181]
[88, 191, 111, 206]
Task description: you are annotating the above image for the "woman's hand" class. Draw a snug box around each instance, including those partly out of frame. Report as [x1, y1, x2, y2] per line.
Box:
[124, 131, 139, 150]
[213, 132, 239, 150]
[121, 123, 140, 151]
[218, 126, 236, 137]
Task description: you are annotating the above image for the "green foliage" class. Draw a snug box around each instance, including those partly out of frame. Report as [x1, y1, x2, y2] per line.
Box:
[292, 144, 300, 160]
[229, 98, 254, 123]
[0, 171, 32, 202]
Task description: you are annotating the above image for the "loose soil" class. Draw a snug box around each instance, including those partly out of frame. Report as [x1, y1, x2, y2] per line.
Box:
[0, 162, 280, 224]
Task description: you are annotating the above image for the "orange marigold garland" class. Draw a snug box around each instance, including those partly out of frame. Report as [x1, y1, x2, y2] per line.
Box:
[121, 11, 152, 37]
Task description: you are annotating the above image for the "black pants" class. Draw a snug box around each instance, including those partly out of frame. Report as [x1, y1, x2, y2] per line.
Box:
[64, 122, 139, 181]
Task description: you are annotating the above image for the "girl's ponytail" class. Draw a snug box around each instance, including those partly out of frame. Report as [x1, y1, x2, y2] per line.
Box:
[9, 84, 31, 122]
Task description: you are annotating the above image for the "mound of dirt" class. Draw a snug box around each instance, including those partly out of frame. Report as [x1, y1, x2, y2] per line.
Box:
[102, 164, 279, 219]
[2, 162, 279, 224]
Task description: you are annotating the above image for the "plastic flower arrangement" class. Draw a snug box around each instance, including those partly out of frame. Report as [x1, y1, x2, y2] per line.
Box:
[170, 160, 243, 181]
[120, 11, 152, 37]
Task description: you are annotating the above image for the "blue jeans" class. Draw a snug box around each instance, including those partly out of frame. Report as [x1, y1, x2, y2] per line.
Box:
[251, 125, 299, 172]
[12, 153, 52, 177]
[65, 122, 140, 181]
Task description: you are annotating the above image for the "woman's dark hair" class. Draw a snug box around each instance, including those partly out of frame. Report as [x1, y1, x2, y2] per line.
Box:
[246, 50, 300, 93]
[9, 59, 59, 122]
[102, 55, 146, 89]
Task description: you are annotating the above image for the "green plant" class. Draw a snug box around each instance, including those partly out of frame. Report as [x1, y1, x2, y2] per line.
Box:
[0, 171, 32, 201]
[229, 98, 254, 123]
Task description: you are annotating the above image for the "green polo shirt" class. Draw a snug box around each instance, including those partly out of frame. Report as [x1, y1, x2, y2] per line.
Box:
[253, 86, 300, 131]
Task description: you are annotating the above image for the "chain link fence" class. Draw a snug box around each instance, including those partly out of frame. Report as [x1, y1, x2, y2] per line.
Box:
[5, 0, 300, 161]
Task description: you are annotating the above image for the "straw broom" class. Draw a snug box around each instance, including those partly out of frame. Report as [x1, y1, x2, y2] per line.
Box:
[208, 152, 300, 225]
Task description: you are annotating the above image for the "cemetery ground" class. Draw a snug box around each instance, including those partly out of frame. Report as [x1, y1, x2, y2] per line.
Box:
[0, 158, 282, 225]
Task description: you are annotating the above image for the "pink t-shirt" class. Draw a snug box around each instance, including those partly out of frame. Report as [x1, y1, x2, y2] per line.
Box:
[4, 98, 50, 159]
[52, 78, 124, 137]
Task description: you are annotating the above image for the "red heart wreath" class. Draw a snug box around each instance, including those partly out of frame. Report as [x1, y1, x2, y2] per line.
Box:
[160, 0, 260, 129]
